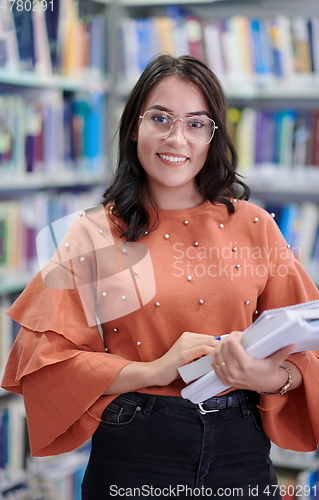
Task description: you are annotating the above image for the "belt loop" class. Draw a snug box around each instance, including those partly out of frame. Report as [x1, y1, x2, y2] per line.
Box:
[143, 395, 157, 415]
[238, 390, 250, 418]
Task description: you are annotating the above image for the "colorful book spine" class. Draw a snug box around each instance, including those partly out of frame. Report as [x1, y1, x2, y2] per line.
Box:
[117, 13, 319, 86]
[230, 106, 319, 170]
[2, 0, 106, 78]
[0, 189, 102, 278]
[0, 91, 105, 176]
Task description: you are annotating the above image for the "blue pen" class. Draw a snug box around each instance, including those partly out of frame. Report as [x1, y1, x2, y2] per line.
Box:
[214, 334, 230, 340]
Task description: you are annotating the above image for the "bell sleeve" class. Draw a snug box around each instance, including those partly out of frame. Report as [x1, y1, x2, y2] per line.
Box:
[255, 215, 319, 451]
[1, 206, 135, 456]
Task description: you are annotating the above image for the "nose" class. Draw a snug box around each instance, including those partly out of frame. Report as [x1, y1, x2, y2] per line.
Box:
[165, 118, 187, 144]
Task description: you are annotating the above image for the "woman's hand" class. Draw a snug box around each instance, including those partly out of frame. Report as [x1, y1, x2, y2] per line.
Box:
[211, 331, 301, 394]
[150, 331, 220, 387]
[104, 332, 219, 395]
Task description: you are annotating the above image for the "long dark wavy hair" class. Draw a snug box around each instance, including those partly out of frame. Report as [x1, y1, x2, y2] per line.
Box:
[103, 54, 250, 241]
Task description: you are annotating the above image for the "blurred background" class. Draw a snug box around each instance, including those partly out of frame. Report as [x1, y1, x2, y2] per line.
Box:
[1, 0, 319, 498]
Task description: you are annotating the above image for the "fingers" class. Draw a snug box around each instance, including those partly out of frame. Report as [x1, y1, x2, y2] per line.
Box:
[215, 361, 226, 370]
[180, 331, 239, 347]
[180, 331, 220, 348]
[179, 345, 215, 367]
[212, 331, 244, 372]
[177, 332, 218, 366]
[211, 332, 299, 391]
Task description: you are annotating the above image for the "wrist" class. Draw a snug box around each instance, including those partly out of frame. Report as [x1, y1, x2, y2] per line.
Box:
[104, 361, 159, 395]
[259, 365, 293, 396]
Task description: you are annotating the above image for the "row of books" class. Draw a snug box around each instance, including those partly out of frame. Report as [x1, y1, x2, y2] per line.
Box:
[227, 107, 319, 170]
[276, 469, 319, 500]
[260, 201, 319, 284]
[273, 444, 319, 500]
[0, 91, 105, 176]
[0, 397, 28, 476]
[0, 0, 106, 78]
[0, 194, 318, 282]
[118, 11, 319, 88]
[0, 188, 103, 278]
[0, 424, 88, 500]
[0, 295, 19, 375]
[272, 443, 319, 468]
[29, 452, 88, 500]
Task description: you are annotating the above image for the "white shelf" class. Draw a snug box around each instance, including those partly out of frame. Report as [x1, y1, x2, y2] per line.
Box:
[119, 0, 225, 4]
[241, 167, 319, 197]
[271, 445, 319, 470]
[273, 456, 319, 470]
[226, 87, 319, 100]
[0, 272, 35, 296]
[0, 369, 7, 397]
[0, 69, 109, 93]
[0, 171, 110, 192]
[115, 78, 319, 101]
[0, 468, 27, 491]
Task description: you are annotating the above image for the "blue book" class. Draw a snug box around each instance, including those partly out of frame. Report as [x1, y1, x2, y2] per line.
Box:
[258, 111, 276, 164]
[45, 0, 60, 71]
[311, 224, 319, 262]
[1, 408, 9, 469]
[250, 19, 271, 76]
[266, 18, 284, 77]
[135, 18, 156, 72]
[88, 14, 105, 75]
[73, 462, 86, 500]
[0, 409, 5, 468]
[11, 10, 35, 71]
[273, 109, 297, 165]
[83, 93, 104, 170]
[278, 203, 300, 249]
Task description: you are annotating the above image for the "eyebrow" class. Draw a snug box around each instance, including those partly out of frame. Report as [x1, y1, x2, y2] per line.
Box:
[148, 104, 210, 117]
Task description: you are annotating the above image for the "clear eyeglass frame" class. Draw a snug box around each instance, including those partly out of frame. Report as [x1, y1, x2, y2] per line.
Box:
[139, 110, 218, 145]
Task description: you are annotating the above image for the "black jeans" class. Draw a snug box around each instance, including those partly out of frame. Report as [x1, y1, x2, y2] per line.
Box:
[82, 391, 279, 500]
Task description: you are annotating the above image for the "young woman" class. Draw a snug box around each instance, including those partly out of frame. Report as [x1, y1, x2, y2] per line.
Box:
[2, 55, 319, 499]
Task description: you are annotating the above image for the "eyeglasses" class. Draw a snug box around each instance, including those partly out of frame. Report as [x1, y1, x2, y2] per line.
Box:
[139, 110, 218, 145]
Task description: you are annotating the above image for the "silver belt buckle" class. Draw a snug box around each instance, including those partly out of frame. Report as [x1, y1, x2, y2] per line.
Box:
[197, 402, 219, 415]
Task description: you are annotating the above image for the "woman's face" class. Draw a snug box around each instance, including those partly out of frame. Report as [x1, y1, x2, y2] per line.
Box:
[136, 75, 211, 200]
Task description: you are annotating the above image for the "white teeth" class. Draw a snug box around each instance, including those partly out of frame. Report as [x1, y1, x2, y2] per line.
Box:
[158, 154, 187, 163]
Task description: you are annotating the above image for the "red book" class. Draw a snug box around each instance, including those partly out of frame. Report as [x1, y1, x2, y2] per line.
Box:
[310, 111, 319, 166]
[184, 17, 203, 60]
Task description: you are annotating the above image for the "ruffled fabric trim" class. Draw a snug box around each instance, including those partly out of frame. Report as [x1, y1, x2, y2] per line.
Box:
[1, 326, 132, 455]
[259, 351, 319, 451]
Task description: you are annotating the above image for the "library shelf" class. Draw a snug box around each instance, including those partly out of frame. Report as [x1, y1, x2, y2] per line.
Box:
[0, 69, 109, 93]
[270, 444, 319, 471]
[1, 1, 319, 497]
[0, 172, 110, 192]
[0, 273, 36, 296]
[0, 370, 6, 397]
[119, 0, 223, 5]
[243, 170, 319, 198]
[115, 78, 319, 101]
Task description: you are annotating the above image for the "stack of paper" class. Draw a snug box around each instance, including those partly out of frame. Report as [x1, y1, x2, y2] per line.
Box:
[179, 300, 319, 404]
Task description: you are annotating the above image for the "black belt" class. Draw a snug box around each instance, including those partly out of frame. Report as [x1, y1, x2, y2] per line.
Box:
[120, 390, 259, 415]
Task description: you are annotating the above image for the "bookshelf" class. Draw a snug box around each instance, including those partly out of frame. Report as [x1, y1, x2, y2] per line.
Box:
[0, 0, 111, 498]
[0, 172, 107, 191]
[111, 0, 319, 289]
[1, 0, 319, 498]
[0, 68, 110, 91]
[109, 0, 319, 494]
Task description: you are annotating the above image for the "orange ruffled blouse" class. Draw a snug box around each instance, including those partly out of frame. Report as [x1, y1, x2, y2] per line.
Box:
[2, 200, 319, 456]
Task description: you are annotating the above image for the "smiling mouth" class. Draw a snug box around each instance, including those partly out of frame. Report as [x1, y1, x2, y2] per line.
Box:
[157, 153, 189, 163]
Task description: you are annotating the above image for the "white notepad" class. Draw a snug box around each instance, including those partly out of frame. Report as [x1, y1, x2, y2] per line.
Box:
[179, 300, 319, 404]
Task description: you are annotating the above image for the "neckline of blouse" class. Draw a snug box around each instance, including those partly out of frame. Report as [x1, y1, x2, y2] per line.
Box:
[145, 200, 224, 218]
